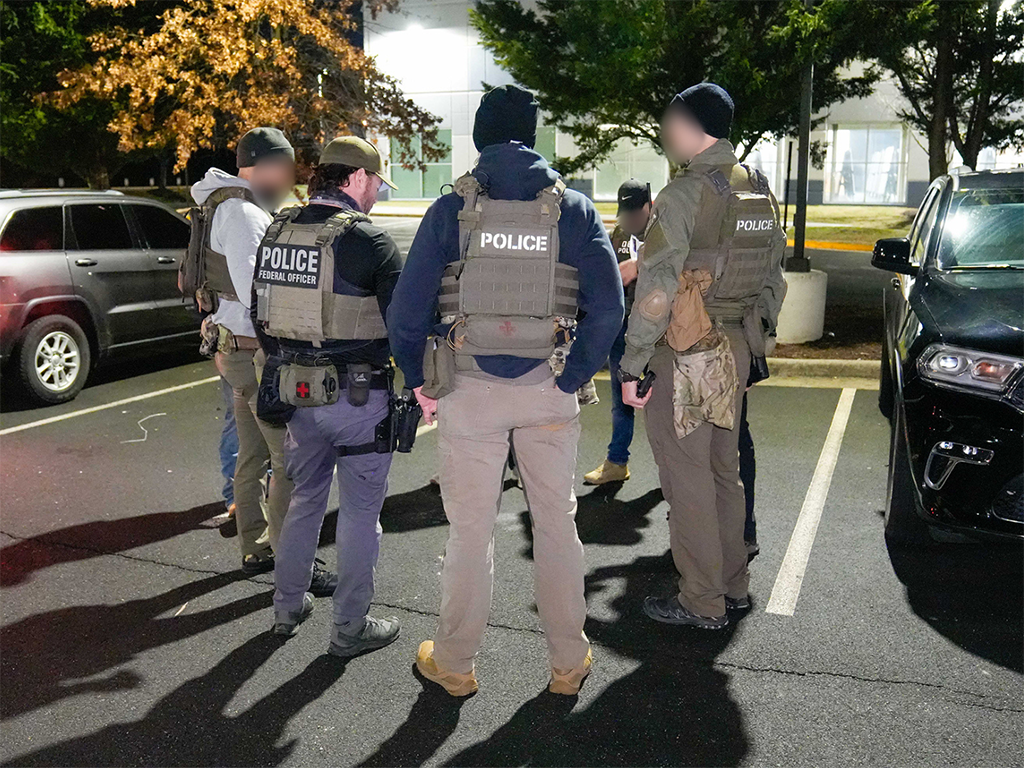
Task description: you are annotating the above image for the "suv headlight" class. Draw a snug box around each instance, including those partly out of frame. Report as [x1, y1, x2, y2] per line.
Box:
[918, 344, 1023, 393]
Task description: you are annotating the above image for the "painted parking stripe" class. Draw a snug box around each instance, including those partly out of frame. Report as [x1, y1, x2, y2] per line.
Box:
[766, 387, 857, 617]
[0, 376, 220, 437]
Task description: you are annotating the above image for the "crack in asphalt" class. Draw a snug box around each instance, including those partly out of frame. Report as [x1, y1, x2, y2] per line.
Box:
[713, 660, 1023, 713]
[0, 529, 540, 635]
[4, 529, 1018, 712]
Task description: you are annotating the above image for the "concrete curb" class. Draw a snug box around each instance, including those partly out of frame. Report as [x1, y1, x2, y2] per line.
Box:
[767, 357, 879, 379]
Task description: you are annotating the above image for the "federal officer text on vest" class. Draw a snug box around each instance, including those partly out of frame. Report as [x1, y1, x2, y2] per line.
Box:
[257, 244, 321, 287]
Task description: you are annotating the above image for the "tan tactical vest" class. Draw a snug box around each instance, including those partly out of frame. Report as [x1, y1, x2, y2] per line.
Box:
[438, 173, 579, 359]
[685, 164, 779, 317]
[181, 186, 255, 309]
[253, 208, 387, 344]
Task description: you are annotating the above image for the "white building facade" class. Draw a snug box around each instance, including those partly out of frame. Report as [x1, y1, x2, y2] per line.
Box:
[364, 0, 1021, 207]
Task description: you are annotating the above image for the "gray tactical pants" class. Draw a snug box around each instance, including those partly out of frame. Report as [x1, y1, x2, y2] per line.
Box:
[273, 389, 393, 630]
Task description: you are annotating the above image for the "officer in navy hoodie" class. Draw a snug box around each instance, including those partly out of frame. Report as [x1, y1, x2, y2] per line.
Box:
[388, 85, 623, 698]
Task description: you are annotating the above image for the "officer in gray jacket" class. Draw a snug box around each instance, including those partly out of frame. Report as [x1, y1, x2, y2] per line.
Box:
[253, 137, 403, 658]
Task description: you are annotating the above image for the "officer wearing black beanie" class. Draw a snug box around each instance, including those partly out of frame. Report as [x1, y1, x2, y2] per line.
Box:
[388, 84, 623, 696]
[619, 82, 788, 631]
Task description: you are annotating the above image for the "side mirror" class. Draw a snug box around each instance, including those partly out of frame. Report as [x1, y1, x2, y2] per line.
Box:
[872, 238, 917, 275]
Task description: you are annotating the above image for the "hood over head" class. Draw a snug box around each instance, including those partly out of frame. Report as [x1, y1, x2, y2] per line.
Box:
[472, 142, 560, 201]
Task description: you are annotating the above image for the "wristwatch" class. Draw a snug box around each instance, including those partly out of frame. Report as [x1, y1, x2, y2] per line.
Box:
[617, 369, 641, 383]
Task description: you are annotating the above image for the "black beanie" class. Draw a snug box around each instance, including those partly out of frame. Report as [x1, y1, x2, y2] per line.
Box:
[473, 84, 540, 152]
[669, 83, 734, 139]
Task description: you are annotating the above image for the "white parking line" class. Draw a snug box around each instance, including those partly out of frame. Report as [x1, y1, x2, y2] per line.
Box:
[766, 387, 857, 617]
[0, 376, 220, 437]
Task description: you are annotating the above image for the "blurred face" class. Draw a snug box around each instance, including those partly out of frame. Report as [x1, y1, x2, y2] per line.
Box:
[618, 203, 651, 237]
[660, 109, 709, 165]
[246, 157, 296, 210]
[342, 168, 384, 214]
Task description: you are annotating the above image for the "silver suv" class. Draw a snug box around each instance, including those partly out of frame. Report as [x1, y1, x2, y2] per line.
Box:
[0, 190, 199, 404]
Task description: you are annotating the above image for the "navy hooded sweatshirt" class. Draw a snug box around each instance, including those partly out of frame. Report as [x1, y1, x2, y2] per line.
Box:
[387, 143, 624, 394]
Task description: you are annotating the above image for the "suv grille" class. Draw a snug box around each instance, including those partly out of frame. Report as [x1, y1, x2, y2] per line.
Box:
[991, 475, 1024, 524]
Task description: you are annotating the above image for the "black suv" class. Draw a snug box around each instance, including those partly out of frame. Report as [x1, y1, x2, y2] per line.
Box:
[873, 169, 1023, 545]
[0, 190, 198, 404]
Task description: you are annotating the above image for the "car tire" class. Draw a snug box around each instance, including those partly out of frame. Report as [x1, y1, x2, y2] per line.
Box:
[878, 341, 894, 421]
[16, 315, 91, 405]
[884, 405, 930, 547]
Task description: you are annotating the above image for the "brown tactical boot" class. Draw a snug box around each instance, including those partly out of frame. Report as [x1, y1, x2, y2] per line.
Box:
[415, 641, 478, 697]
[583, 460, 630, 485]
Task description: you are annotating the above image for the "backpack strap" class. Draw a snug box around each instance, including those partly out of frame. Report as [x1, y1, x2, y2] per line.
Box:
[316, 209, 370, 247]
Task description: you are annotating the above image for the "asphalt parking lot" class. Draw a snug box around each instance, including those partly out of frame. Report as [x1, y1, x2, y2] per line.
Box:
[1, 342, 1021, 766]
[1, 219, 1021, 767]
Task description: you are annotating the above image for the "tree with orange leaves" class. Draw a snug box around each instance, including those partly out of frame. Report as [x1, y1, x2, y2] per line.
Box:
[55, 0, 442, 187]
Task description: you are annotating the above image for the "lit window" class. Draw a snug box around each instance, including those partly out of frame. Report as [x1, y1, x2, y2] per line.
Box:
[390, 130, 453, 199]
[825, 124, 906, 204]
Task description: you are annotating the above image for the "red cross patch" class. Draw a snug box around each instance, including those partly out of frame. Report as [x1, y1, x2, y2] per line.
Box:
[295, 381, 310, 399]
[499, 320, 516, 336]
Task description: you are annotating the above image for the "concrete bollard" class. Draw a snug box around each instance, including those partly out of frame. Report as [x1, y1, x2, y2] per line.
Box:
[776, 268, 828, 344]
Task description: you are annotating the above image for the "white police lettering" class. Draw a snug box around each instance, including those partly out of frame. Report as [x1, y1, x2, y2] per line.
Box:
[256, 243, 321, 288]
[479, 231, 549, 251]
[735, 218, 776, 233]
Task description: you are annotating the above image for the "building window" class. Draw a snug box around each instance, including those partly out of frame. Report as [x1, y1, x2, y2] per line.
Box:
[746, 139, 782, 195]
[535, 126, 557, 161]
[592, 138, 670, 200]
[390, 129, 452, 199]
[825, 124, 906, 204]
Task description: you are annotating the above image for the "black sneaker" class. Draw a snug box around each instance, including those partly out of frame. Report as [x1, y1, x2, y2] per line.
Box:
[242, 551, 275, 575]
[725, 595, 751, 611]
[272, 593, 314, 637]
[643, 595, 728, 629]
[309, 560, 338, 598]
[745, 540, 760, 563]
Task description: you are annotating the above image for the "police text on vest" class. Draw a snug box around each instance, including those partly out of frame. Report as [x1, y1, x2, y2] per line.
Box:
[735, 218, 776, 233]
[480, 232, 549, 251]
[256, 244, 321, 288]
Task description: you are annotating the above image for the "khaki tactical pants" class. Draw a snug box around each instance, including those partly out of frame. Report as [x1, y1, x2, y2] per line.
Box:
[645, 328, 751, 618]
[215, 348, 292, 558]
[434, 372, 590, 674]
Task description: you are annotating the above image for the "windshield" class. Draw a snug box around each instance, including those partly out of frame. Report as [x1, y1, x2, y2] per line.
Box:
[937, 187, 1024, 270]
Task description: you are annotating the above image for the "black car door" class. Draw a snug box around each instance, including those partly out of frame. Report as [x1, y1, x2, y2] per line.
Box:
[125, 202, 198, 336]
[886, 187, 941, 360]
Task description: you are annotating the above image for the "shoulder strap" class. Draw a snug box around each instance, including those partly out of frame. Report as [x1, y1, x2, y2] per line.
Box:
[704, 167, 732, 197]
[454, 172, 483, 268]
[317, 209, 370, 247]
[536, 177, 566, 221]
[263, 206, 303, 242]
[205, 186, 256, 209]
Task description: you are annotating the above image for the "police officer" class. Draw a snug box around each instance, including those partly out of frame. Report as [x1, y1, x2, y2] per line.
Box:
[190, 128, 316, 580]
[388, 84, 623, 696]
[620, 84, 786, 628]
[584, 178, 652, 485]
[253, 137, 403, 657]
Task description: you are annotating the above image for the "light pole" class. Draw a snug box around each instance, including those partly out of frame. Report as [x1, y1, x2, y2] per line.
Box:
[786, 0, 814, 273]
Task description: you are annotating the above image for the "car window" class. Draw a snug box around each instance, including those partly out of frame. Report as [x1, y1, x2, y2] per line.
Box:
[0, 207, 64, 252]
[911, 192, 941, 265]
[131, 204, 190, 249]
[68, 204, 134, 250]
[938, 187, 1024, 269]
[907, 188, 938, 246]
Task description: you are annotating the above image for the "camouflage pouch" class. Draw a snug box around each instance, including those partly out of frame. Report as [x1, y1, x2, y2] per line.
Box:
[199, 316, 219, 358]
[671, 324, 738, 439]
[279, 363, 341, 407]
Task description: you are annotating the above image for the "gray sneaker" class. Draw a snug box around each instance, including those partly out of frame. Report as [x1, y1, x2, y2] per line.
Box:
[328, 616, 401, 658]
[272, 593, 314, 637]
[643, 595, 728, 629]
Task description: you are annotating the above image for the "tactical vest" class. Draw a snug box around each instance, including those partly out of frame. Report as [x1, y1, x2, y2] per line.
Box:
[684, 164, 779, 317]
[253, 208, 387, 344]
[438, 173, 579, 359]
[180, 186, 255, 310]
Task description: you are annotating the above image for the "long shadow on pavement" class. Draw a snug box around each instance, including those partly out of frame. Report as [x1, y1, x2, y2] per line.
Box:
[887, 540, 1023, 672]
[2, 633, 348, 767]
[0, 502, 224, 588]
[443, 554, 747, 767]
[0, 571, 269, 721]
